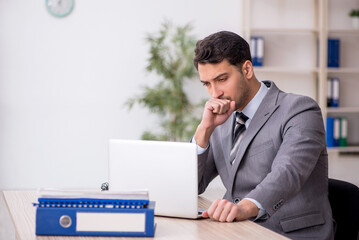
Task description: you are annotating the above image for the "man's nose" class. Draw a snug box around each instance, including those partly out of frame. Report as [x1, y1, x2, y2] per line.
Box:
[211, 85, 223, 98]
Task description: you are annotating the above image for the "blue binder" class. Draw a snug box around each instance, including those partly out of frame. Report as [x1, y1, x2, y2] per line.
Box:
[34, 195, 155, 237]
[327, 77, 332, 107]
[328, 39, 340, 68]
[333, 117, 340, 147]
[251, 36, 264, 66]
[326, 117, 335, 147]
[330, 77, 340, 107]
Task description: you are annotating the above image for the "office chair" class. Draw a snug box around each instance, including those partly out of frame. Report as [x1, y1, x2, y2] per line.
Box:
[328, 178, 359, 240]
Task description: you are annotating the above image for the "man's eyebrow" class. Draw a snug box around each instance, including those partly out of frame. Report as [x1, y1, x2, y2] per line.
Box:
[212, 73, 228, 80]
[200, 73, 228, 83]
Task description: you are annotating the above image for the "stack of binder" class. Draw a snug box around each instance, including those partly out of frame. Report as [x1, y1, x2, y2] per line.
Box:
[326, 117, 348, 147]
[250, 36, 264, 66]
[33, 189, 155, 237]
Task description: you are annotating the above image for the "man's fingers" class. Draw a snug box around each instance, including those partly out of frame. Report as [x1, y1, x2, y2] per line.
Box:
[205, 199, 244, 223]
[206, 199, 220, 218]
[207, 99, 231, 114]
[223, 100, 236, 117]
[208, 199, 238, 222]
[210, 102, 225, 114]
[229, 100, 236, 112]
[226, 205, 240, 222]
[212, 200, 226, 220]
[219, 202, 232, 222]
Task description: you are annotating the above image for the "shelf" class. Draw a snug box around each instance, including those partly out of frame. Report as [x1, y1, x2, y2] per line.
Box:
[327, 107, 359, 113]
[328, 29, 359, 35]
[254, 67, 318, 74]
[251, 28, 318, 34]
[327, 68, 359, 74]
[327, 146, 359, 153]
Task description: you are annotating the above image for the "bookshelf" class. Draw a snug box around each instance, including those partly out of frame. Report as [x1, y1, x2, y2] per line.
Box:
[241, 0, 359, 185]
[242, 0, 359, 154]
[326, 0, 359, 154]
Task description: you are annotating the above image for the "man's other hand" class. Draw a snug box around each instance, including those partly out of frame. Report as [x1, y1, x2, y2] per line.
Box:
[202, 199, 259, 222]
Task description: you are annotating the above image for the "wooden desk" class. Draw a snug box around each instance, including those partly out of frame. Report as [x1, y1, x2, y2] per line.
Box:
[2, 191, 289, 240]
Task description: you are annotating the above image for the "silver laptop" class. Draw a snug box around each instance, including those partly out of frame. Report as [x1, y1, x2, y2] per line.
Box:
[108, 139, 202, 219]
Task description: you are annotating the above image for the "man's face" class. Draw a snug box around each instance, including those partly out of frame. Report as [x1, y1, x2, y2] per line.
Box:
[198, 59, 250, 110]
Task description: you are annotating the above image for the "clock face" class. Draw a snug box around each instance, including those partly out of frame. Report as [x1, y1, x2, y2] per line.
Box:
[46, 0, 74, 17]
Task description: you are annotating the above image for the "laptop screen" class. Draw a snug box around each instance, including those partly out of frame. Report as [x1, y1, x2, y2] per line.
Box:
[108, 139, 199, 218]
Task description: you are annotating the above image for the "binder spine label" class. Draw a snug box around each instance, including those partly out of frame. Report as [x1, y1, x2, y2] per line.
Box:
[257, 38, 264, 59]
[333, 118, 340, 146]
[340, 118, 348, 138]
[327, 77, 340, 107]
[332, 78, 339, 107]
[334, 118, 340, 139]
[76, 212, 145, 232]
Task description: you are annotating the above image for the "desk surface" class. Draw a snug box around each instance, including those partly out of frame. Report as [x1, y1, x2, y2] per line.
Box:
[2, 191, 289, 240]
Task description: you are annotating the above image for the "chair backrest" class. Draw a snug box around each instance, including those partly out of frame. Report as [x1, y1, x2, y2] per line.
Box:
[328, 178, 359, 240]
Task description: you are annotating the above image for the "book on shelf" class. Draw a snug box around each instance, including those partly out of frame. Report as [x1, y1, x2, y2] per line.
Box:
[250, 36, 264, 66]
[327, 38, 340, 68]
[326, 117, 348, 148]
[33, 188, 156, 237]
[327, 77, 340, 107]
[339, 117, 348, 147]
[326, 117, 335, 147]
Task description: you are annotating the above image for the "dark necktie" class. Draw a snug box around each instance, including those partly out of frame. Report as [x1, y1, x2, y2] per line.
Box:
[230, 112, 248, 164]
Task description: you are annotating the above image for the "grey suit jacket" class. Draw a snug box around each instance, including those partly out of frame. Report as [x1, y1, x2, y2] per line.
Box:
[198, 81, 334, 240]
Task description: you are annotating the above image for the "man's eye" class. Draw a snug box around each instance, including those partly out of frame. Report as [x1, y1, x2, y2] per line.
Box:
[219, 78, 226, 82]
[202, 82, 210, 86]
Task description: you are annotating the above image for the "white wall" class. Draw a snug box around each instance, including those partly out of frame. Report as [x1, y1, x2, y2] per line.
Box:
[0, 0, 244, 189]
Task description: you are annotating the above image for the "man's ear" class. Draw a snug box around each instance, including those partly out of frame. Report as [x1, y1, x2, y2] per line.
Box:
[242, 60, 254, 79]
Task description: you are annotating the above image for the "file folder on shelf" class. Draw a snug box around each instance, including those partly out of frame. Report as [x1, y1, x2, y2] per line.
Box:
[327, 77, 332, 107]
[33, 189, 156, 237]
[333, 118, 340, 147]
[339, 117, 348, 147]
[327, 38, 340, 68]
[327, 77, 340, 107]
[326, 117, 335, 147]
[250, 36, 264, 66]
[331, 77, 340, 107]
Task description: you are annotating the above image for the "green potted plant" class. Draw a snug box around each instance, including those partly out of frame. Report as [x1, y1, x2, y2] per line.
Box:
[349, 9, 359, 29]
[126, 21, 202, 142]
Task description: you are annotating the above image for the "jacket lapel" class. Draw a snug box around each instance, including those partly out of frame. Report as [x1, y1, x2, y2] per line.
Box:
[228, 81, 281, 195]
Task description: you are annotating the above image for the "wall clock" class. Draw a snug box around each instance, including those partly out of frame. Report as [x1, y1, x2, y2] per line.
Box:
[45, 0, 74, 18]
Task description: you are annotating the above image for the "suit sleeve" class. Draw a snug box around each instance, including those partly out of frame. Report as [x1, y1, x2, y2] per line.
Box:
[245, 96, 327, 216]
[197, 142, 219, 195]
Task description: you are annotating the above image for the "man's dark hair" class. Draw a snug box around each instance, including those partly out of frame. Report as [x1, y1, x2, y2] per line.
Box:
[193, 31, 252, 70]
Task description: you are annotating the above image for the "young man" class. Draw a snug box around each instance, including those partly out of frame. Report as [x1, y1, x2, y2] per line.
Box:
[193, 31, 334, 240]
